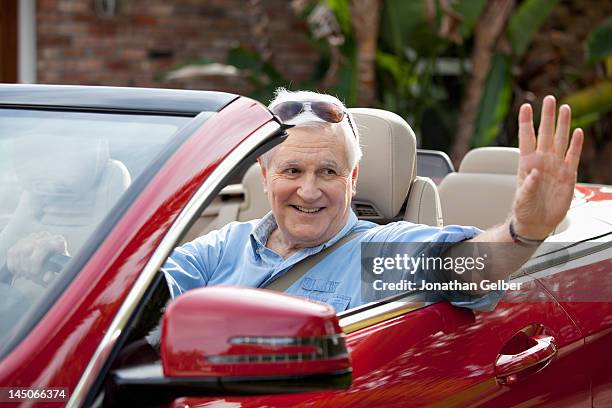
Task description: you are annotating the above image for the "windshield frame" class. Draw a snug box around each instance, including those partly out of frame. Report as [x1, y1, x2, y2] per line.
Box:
[74, 119, 285, 408]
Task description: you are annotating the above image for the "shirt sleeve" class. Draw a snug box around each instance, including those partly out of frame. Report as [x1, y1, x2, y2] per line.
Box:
[161, 224, 232, 298]
[421, 225, 507, 312]
[368, 222, 506, 311]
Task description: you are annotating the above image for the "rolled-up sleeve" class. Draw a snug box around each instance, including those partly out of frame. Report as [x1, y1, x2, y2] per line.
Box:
[161, 226, 228, 298]
[375, 222, 506, 311]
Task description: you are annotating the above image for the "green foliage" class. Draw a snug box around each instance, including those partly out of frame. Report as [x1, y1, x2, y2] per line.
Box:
[226, 48, 262, 71]
[379, 0, 446, 57]
[165, 1, 608, 155]
[586, 17, 612, 63]
[454, 0, 487, 39]
[376, 0, 461, 142]
[562, 81, 612, 129]
[473, 54, 512, 147]
[334, 41, 360, 106]
[225, 48, 287, 103]
[470, 0, 558, 149]
[325, 0, 352, 35]
[376, 47, 449, 142]
[507, 0, 559, 57]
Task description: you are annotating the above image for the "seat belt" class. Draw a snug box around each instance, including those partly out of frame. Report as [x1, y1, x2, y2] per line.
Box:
[263, 231, 363, 292]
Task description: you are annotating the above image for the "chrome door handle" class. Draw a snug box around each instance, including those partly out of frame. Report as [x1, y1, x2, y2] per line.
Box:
[495, 335, 557, 385]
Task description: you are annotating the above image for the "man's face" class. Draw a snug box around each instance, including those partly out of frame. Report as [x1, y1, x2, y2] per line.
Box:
[260, 126, 358, 248]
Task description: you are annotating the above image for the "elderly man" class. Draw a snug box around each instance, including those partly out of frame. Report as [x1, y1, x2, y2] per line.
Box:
[161, 89, 583, 312]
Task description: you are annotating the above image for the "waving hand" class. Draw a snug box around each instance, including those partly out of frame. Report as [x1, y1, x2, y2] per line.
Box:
[512, 95, 584, 240]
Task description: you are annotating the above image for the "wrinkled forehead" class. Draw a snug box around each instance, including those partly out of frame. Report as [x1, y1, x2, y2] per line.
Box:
[271, 126, 349, 167]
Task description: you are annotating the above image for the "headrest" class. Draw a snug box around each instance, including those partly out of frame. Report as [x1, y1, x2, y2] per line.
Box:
[350, 108, 416, 218]
[459, 147, 519, 174]
[10, 135, 110, 196]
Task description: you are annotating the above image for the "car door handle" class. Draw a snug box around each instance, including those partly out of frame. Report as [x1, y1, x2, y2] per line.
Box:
[495, 335, 557, 385]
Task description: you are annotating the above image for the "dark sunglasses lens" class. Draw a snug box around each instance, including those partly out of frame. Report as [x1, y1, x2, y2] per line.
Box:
[312, 102, 344, 123]
[272, 102, 303, 121]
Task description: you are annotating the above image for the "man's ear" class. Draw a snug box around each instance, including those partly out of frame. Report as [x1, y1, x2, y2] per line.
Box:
[257, 157, 268, 193]
[350, 164, 359, 197]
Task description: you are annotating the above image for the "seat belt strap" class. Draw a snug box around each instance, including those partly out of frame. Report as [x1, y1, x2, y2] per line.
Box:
[263, 231, 363, 292]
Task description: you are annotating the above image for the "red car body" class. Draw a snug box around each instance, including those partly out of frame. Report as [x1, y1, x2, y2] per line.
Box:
[0, 85, 610, 407]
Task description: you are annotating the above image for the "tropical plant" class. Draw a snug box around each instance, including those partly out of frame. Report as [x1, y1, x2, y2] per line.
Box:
[162, 0, 609, 176]
[562, 16, 612, 130]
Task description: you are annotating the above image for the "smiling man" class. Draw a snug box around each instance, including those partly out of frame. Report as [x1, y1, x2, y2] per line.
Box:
[4, 90, 582, 312]
[160, 88, 583, 312]
[259, 124, 358, 258]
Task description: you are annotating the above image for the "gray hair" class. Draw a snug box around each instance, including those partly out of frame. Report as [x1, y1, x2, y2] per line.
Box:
[260, 88, 362, 170]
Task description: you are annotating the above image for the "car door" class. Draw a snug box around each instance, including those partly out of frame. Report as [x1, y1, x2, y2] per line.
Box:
[0, 90, 282, 407]
[531, 237, 612, 407]
[168, 268, 587, 408]
[527, 189, 612, 407]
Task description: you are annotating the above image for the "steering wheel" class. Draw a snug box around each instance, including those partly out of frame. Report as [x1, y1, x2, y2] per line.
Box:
[0, 253, 71, 286]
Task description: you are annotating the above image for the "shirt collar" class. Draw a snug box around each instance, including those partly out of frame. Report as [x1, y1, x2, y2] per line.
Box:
[251, 211, 277, 247]
[249, 209, 359, 257]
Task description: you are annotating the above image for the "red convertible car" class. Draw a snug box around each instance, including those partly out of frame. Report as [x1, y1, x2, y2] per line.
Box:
[0, 84, 610, 407]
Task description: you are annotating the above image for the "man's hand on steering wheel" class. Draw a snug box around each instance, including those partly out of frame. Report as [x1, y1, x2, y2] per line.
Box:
[6, 231, 69, 285]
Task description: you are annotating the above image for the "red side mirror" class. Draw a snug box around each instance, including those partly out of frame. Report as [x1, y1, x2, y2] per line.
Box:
[161, 286, 352, 379]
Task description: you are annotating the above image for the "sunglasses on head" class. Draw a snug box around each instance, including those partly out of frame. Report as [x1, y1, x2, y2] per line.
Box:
[271, 101, 358, 139]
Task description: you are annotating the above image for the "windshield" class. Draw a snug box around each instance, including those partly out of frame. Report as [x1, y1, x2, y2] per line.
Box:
[0, 108, 192, 345]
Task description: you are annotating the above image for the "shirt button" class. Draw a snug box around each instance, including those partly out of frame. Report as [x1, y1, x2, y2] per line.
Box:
[256, 248, 261, 254]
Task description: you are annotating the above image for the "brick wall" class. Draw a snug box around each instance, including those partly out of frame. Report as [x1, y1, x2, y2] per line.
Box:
[36, 0, 319, 97]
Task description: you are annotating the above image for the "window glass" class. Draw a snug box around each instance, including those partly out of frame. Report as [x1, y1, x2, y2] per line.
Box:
[0, 108, 192, 344]
[416, 151, 454, 184]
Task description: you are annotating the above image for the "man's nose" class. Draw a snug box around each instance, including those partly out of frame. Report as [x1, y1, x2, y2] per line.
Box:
[297, 174, 322, 202]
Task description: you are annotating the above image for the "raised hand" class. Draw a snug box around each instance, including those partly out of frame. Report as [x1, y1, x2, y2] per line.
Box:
[512, 95, 584, 240]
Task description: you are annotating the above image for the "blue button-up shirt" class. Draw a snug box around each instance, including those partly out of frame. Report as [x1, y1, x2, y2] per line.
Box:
[162, 210, 504, 312]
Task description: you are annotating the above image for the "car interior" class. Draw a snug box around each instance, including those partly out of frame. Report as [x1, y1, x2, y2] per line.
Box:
[0, 136, 131, 295]
[181, 107, 521, 244]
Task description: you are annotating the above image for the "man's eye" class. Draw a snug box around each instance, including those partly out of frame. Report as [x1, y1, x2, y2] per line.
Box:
[284, 168, 300, 175]
[322, 168, 338, 176]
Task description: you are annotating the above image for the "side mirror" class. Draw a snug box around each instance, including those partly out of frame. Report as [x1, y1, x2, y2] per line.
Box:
[109, 287, 351, 404]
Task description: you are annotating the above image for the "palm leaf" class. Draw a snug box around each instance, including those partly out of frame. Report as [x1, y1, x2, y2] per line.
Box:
[586, 17, 612, 63]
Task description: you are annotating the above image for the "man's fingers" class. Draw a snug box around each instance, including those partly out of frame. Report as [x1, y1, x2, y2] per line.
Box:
[554, 104, 571, 158]
[565, 128, 584, 171]
[537, 95, 556, 152]
[11, 243, 32, 277]
[5, 231, 69, 278]
[29, 246, 50, 277]
[522, 168, 539, 196]
[518, 103, 536, 155]
[514, 169, 540, 217]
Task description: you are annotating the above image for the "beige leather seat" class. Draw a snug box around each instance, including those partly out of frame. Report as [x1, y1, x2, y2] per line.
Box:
[349, 108, 442, 225]
[438, 147, 518, 229]
[238, 163, 270, 222]
[235, 108, 443, 226]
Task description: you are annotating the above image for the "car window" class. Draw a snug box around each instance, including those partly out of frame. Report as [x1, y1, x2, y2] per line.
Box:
[416, 150, 454, 184]
[0, 108, 191, 345]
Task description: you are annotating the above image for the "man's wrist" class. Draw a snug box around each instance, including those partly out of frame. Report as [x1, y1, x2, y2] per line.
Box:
[508, 219, 547, 247]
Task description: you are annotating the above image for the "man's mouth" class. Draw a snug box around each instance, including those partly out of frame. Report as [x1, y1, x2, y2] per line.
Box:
[291, 205, 324, 214]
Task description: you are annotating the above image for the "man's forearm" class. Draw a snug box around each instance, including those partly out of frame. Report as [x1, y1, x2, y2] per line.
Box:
[465, 220, 538, 280]
[442, 220, 539, 291]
